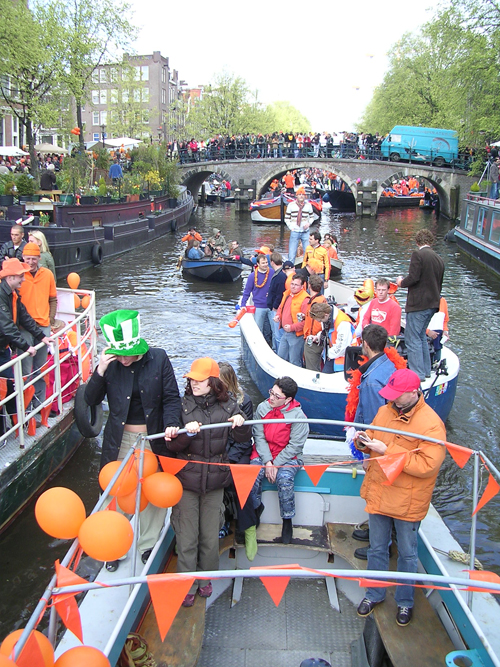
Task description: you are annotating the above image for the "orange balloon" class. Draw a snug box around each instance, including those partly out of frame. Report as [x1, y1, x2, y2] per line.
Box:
[35, 487, 86, 539]
[67, 272, 80, 289]
[1, 629, 54, 667]
[81, 295, 90, 309]
[78, 511, 133, 561]
[98, 461, 138, 497]
[74, 294, 81, 309]
[54, 646, 110, 667]
[0, 656, 17, 666]
[143, 472, 183, 508]
[117, 487, 148, 513]
[132, 449, 159, 478]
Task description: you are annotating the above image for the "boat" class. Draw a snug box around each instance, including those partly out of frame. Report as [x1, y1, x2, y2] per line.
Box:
[249, 193, 322, 224]
[12, 421, 500, 667]
[0, 287, 97, 532]
[0, 187, 195, 279]
[324, 190, 425, 212]
[240, 281, 459, 438]
[455, 193, 500, 275]
[378, 193, 424, 208]
[295, 254, 344, 277]
[180, 256, 245, 283]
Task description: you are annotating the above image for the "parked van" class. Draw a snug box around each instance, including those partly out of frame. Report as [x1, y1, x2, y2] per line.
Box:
[380, 126, 459, 166]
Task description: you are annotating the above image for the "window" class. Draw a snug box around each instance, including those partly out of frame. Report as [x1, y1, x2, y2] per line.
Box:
[109, 67, 118, 83]
[0, 75, 10, 95]
[110, 89, 118, 103]
[93, 133, 100, 142]
[100, 90, 107, 104]
[12, 116, 18, 132]
[476, 208, 487, 237]
[91, 69, 99, 83]
[142, 87, 149, 103]
[92, 90, 99, 104]
[93, 111, 99, 125]
[142, 109, 149, 124]
[100, 110, 107, 125]
[464, 205, 474, 231]
[162, 89, 166, 104]
[100, 69, 107, 83]
[122, 89, 129, 103]
[0, 116, 4, 145]
[162, 67, 166, 83]
[490, 213, 500, 246]
[141, 66, 149, 81]
[134, 89, 141, 102]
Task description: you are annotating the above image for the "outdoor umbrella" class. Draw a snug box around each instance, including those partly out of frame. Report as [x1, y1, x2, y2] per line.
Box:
[34, 143, 69, 154]
[105, 137, 141, 148]
[0, 146, 29, 157]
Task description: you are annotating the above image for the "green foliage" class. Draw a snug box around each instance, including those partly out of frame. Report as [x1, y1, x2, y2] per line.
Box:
[266, 101, 312, 133]
[468, 148, 488, 176]
[16, 174, 35, 196]
[129, 144, 180, 195]
[98, 177, 107, 196]
[57, 154, 93, 192]
[94, 148, 111, 170]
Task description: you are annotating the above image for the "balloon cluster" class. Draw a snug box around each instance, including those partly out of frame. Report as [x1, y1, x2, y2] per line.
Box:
[66, 273, 90, 310]
[0, 629, 111, 665]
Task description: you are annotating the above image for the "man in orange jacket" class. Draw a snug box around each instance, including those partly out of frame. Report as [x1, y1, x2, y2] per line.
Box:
[355, 368, 446, 627]
[275, 274, 309, 366]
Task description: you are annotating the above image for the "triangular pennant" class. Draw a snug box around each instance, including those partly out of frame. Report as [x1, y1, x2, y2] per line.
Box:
[55, 560, 88, 591]
[304, 464, 330, 486]
[466, 569, 500, 593]
[377, 452, 407, 485]
[147, 575, 195, 641]
[259, 576, 290, 606]
[358, 578, 392, 588]
[158, 456, 188, 475]
[230, 464, 262, 508]
[473, 473, 500, 515]
[11, 631, 46, 667]
[54, 595, 83, 643]
[446, 442, 473, 468]
[107, 497, 117, 511]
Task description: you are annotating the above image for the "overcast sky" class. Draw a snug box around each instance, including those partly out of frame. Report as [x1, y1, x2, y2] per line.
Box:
[130, 0, 435, 132]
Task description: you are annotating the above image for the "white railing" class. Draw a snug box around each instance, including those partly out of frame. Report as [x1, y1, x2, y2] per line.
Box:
[0, 288, 97, 449]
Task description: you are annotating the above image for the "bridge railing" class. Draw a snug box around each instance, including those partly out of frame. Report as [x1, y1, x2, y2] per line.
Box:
[174, 145, 473, 172]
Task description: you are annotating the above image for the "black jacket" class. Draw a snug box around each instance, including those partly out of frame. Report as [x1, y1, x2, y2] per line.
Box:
[0, 241, 27, 263]
[0, 279, 46, 351]
[166, 392, 252, 494]
[267, 268, 288, 310]
[85, 348, 182, 468]
[227, 392, 253, 464]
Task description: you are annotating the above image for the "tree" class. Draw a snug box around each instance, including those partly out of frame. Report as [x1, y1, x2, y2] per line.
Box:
[266, 101, 311, 133]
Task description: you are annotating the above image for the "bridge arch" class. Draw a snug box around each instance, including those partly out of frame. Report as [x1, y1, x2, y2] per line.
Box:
[376, 167, 450, 215]
[255, 162, 358, 199]
[180, 166, 235, 198]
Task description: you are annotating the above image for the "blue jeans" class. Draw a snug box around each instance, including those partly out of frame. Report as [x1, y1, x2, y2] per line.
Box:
[366, 514, 420, 608]
[288, 230, 310, 261]
[268, 310, 283, 353]
[490, 182, 498, 199]
[405, 309, 436, 380]
[254, 307, 272, 346]
[250, 456, 302, 519]
[278, 331, 305, 367]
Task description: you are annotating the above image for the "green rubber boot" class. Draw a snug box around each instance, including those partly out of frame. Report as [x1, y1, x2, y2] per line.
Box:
[245, 525, 258, 561]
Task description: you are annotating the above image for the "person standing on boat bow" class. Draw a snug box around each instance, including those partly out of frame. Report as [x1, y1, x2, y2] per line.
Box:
[241, 254, 274, 344]
[285, 186, 315, 261]
[355, 368, 446, 627]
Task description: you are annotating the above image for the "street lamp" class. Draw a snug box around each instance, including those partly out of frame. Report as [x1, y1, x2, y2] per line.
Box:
[100, 124, 106, 148]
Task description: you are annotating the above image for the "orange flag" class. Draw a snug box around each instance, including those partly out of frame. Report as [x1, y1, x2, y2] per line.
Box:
[466, 569, 500, 593]
[251, 564, 302, 607]
[52, 561, 87, 642]
[303, 464, 330, 486]
[445, 442, 473, 468]
[107, 496, 117, 511]
[377, 452, 407, 485]
[473, 473, 500, 515]
[358, 578, 392, 588]
[158, 456, 188, 475]
[10, 631, 46, 667]
[230, 464, 262, 508]
[147, 574, 195, 641]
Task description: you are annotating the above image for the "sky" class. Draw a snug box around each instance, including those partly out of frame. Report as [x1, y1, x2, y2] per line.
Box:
[130, 0, 435, 132]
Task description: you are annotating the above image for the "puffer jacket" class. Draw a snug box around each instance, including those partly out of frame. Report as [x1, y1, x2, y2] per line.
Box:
[167, 392, 252, 494]
[362, 394, 446, 522]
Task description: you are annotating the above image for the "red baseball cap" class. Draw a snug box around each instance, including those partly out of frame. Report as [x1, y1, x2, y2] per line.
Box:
[379, 369, 421, 401]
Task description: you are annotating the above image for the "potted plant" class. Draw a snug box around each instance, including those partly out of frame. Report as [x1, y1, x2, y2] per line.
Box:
[16, 173, 36, 202]
[0, 178, 16, 206]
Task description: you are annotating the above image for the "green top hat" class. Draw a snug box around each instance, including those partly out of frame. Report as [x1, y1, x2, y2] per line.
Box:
[99, 309, 149, 356]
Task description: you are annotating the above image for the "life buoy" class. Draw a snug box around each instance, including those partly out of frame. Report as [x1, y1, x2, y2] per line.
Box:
[91, 243, 103, 265]
[74, 384, 103, 438]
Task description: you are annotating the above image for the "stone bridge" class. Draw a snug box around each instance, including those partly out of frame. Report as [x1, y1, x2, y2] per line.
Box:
[178, 157, 473, 218]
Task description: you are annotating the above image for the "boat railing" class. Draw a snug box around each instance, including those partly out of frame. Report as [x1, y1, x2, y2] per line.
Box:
[465, 192, 500, 207]
[0, 287, 97, 450]
[10, 418, 500, 663]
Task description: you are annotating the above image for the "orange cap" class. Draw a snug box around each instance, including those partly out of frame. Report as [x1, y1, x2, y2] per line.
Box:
[22, 242, 41, 256]
[184, 357, 220, 381]
[255, 246, 271, 255]
[296, 186, 306, 195]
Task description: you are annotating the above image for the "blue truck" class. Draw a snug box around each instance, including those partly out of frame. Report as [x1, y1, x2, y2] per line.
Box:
[380, 126, 459, 166]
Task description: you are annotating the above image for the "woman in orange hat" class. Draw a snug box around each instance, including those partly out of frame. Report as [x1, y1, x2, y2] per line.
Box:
[164, 358, 251, 608]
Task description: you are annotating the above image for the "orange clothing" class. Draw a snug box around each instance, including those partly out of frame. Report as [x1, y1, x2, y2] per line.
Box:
[426, 297, 449, 335]
[304, 294, 327, 337]
[284, 174, 295, 189]
[182, 232, 202, 242]
[323, 245, 338, 260]
[302, 244, 330, 280]
[19, 267, 57, 326]
[277, 288, 309, 336]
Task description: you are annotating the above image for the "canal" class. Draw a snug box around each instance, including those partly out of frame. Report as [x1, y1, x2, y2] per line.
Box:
[1, 201, 500, 638]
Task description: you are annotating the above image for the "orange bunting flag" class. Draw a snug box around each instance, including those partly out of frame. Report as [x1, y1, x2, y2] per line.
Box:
[107, 496, 117, 511]
[473, 473, 500, 515]
[445, 442, 473, 469]
[147, 575, 195, 641]
[358, 577, 392, 588]
[158, 456, 188, 476]
[378, 452, 407, 485]
[230, 464, 262, 508]
[466, 569, 500, 593]
[53, 560, 87, 642]
[251, 564, 302, 606]
[304, 464, 330, 487]
[12, 631, 45, 667]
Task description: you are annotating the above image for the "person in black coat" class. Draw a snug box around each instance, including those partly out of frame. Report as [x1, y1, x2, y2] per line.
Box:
[267, 253, 290, 352]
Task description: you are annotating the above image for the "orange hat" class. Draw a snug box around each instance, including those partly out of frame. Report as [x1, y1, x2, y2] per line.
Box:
[0, 258, 30, 278]
[184, 357, 220, 381]
[296, 186, 306, 195]
[255, 246, 271, 255]
[22, 242, 41, 256]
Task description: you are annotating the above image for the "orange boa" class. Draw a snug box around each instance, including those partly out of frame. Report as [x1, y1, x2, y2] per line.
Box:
[344, 347, 407, 422]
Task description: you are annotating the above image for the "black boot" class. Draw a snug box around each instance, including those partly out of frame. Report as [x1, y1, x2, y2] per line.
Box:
[281, 518, 293, 544]
[255, 503, 265, 528]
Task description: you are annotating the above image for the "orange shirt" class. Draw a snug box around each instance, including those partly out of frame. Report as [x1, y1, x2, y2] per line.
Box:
[19, 267, 57, 326]
[181, 232, 202, 242]
[284, 174, 295, 188]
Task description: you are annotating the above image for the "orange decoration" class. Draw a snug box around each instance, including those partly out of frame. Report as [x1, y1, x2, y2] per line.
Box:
[78, 511, 133, 561]
[473, 473, 500, 515]
[117, 487, 149, 513]
[229, 464, 261, 509]
[158, 456, 187, 476]
[0, 655, 17, 666]
[378, 451, 407, 485]
[98, 461, 138, 497]
[142, 472, 183, 508]
[303, 464, 330, 487]
[35, 487, 87, 539]
[147, 575, 195, 641]
[80, 295, 90, 309]
[1, 630, 54, 667]
[445, 442, 473, 469]
[54, 646, 110, 667]
[73, 295, 81, 309]
[132, 449, 159, 478]
[66, 273, 80, 290]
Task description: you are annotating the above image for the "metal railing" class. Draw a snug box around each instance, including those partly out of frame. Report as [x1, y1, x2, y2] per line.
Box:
[0, 288, 97, 450]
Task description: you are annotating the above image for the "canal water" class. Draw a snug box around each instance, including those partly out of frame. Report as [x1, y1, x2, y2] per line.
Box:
[1, 201, 500, 638]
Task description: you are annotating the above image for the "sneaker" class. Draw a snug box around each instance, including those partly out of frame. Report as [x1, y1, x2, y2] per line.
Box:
[357, 598, 383, 617]
[396, 606, 413, 626]
[255, 503, 265, 528]
[105, 560, 119, 572]
[197, 583, 213, 598]
[141, 549, 152, 564]
[182, 594, 196, 607]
